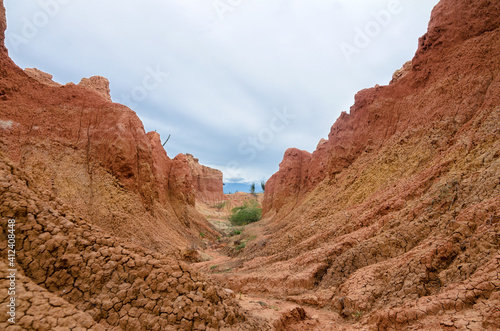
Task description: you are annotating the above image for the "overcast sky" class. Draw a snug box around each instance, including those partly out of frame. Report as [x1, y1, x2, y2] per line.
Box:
[4, 0, 439, 184]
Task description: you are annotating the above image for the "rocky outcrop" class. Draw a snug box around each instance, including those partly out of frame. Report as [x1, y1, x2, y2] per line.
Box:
[263, 142, 327, 215]
[24, 68, 61, 87]
[78, 76, 112, 101]
[0, 159, 264, 330]
[229, 0, 500, 329]
[185, 154, 224, 204]
[390, 60, 412, 84]
[0, 0, 267, 329]
[163, 153, 224, 206]
[169, 153, 197, 206]
[0, 2, 219, 252]
[263, 0, 500, 216]
[24, 69, 112, 100]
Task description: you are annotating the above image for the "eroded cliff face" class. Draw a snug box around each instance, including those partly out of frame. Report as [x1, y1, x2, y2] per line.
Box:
[163, 153, 224, 206]
[226, 0, 500, 329]
[264, 0, 500, 216]
[2, 0, 500, 328]
[0, 68, 213, 252]
[0, 160, 264, 330]
[24, 68, 61, 87]
[185, 154, 224, 204]
[0, 26, 218, 252]
[78, 76, 112, 101]
[0, 1, 269, 329]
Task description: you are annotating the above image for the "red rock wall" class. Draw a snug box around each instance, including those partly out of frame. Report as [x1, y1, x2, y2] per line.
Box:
[0, 0, 218, 251]
[78, 76, 112, 101]
[0, 155, 262, 330]
[0, 2, 267, 329]
[263, 0, 500, 216]
[168, 153, 197, 206]
[166, 153, 224, 206]
[185, 154, 224, 204]
[222, 2, 500, 328]
[24, 68, 62, 87]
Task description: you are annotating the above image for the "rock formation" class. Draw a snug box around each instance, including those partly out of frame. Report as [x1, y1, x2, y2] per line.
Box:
[223, 0, 500, 329]
[23, 68, 61, 87]
[1, 0, 499, 329]
[0, 0, 266, 328]
[165, 153, 224, 206]
[185, 154, 224, 204]
[78, 76, 112, 101]
[0, 161, 257, 330]
[264, 0, 500, 216]
[0, 21, 219, 253]
[24, 68, 112, 100]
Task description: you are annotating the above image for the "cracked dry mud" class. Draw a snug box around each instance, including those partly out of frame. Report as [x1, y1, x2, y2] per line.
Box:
[1, 0, 500, 329]
[0, 160, 267, 330]
[196, 0, 500, 329]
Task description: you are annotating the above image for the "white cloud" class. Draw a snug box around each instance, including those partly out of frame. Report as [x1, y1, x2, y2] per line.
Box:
[4, 0, 439, 183]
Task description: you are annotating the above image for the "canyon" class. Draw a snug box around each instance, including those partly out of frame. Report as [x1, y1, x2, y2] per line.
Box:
[1, 0, 499, 330]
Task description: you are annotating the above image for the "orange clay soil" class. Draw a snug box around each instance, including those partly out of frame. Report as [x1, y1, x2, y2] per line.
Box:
[2, 0, 500, 330]
[197, 0, 500, 330]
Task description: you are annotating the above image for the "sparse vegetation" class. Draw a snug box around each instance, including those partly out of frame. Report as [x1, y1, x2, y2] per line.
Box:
[214, 268, 233, 274]
[352, 311, 363, 320]
[250, 183, 256, 195]
[247, 235, 257, 241]
[229, 229, 242, 236]
[229, 200, 262, 226]
[213, 201, 228, 211]
[429, 179, 460, 210]
[261, 180, 266, 192]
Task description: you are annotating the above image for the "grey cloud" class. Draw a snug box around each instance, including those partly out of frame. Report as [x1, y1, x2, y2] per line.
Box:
[4, 0, 439, 183]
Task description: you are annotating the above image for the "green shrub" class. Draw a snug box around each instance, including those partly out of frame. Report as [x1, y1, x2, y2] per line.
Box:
[213, 201, 228, 211]
[231, 205, 246, 214]
[229, 202, 262, 226]
[235, 242, 246, 251]
[229, 229, 242, 236]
